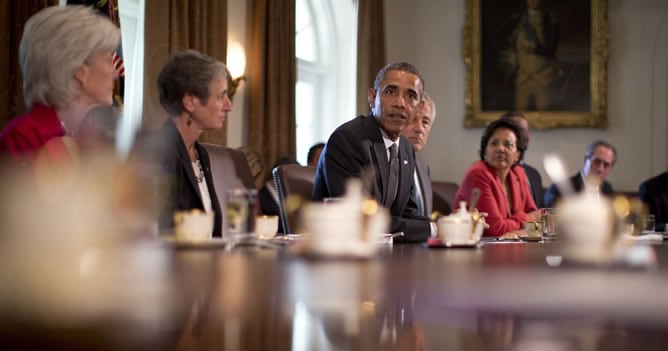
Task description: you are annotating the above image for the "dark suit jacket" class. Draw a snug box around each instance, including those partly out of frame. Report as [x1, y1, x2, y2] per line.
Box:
[415, 156, 433, 216]
[133, 119, 223, 237]
[544, 172, 615, 208]
[312, 114, 430, 242]
[522, 162, 544, 209]
[638, 172, 668, 232]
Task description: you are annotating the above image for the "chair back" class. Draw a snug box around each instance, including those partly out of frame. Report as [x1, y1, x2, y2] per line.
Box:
[201, 143, 256, 231]
[273, 164, 317, 233]
[431, 181, 459, 215]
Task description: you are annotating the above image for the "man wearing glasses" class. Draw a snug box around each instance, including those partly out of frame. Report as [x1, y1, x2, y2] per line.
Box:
[544, 140, 617, 207]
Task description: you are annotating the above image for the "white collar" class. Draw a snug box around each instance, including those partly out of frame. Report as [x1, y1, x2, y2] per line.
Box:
[379, 128, 400, 150]
[579, 171, 602, 190]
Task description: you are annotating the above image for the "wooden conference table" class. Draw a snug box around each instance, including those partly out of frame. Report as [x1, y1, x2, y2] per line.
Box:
[3, 236, 668, 350]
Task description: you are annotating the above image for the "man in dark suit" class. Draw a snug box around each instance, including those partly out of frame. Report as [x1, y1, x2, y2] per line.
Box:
[544, 140, 617, 207]
[402, 92, 436, 217]
[499, 111, 544, 208]
[312, 62, 430, 242]
[638, 171, 668, 232]
[307, 142, 325, 166]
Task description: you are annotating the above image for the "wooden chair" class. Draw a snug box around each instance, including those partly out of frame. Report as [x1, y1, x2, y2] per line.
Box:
[272, 164, 317, 234]
[431, 181, 459, 216]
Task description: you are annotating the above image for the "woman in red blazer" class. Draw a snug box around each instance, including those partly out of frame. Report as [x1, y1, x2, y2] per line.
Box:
[455, 119, 541, 238]
[0, 6, 121, 168]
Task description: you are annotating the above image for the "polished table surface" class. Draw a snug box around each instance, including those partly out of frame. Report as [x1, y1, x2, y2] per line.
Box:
[3, 238, 668, 350]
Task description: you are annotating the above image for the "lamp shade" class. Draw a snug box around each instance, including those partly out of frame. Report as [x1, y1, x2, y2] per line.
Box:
[227, 41, 246, 79]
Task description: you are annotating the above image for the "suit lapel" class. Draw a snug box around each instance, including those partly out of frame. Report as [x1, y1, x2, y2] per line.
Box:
[571, 173, 584, 193]
[196, 143, 223, 236]
[373, 141, 389, 199]
[362, 115, 391, 202]
[167, 119, 203, 204]
[361, 115, 416, 212]
[416, 157, 432, 215]
[181, 148, 200, 200]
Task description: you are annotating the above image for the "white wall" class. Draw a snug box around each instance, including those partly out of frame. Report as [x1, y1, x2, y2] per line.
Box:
[227, 0, 668, 191]
[384, 0, 668, 192]
[226, 0, 249, 148]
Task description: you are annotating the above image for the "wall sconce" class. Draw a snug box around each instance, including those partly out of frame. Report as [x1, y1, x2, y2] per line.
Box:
[227, 41, 246, 100]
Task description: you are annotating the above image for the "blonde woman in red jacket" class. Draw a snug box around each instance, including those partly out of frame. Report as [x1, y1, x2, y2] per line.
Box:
[0, 5, 120, 168]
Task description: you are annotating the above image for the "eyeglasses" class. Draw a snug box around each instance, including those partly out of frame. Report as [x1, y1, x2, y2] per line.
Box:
[589, 157, 613, 169]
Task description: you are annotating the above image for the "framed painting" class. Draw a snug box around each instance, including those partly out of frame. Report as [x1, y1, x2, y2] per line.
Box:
[463, 0, 609, 128]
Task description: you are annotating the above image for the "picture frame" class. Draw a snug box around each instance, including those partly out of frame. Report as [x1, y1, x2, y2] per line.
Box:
[463, 0, 609, 128]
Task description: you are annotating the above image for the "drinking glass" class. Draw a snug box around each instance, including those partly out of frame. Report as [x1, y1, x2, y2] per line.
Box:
[642, 214, 656, 234]
[541, 208, 557, 240]
[224, 189, 259, 238]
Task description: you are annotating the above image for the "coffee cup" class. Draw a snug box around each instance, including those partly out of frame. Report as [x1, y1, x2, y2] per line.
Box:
[301, 201, 362, 255]
[558, 193, 616, 264]
[255, 215, 279, 239]
[437, 217, 472, 244]
[174, 210, 214, 241]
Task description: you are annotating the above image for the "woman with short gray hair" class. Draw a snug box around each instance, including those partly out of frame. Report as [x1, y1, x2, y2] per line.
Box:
[0, 5, 121, 165]
[152, 50, 232, 237]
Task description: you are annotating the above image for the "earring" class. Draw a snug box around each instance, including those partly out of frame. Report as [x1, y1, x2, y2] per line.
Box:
[187, 113, 193, 126]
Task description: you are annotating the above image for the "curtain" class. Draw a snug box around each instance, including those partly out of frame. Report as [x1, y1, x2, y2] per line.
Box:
[0, 0, 57, 130]
[143, 0, 228, 145]
[356, 0, 386, 116]
[248, 0, 296, 185]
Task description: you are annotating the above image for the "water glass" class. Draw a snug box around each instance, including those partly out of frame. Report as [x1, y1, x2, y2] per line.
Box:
[541, 208, 557, 240]
[224, 188, 259, 237]
[642, 214, 656, 234]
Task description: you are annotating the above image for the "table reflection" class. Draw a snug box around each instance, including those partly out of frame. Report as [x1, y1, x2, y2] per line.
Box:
[3, 240, 668, 350]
